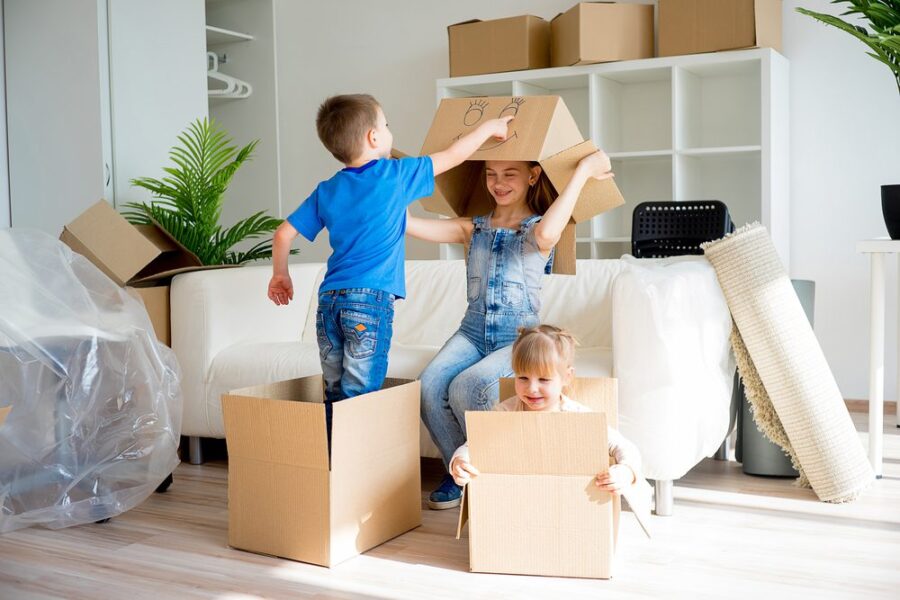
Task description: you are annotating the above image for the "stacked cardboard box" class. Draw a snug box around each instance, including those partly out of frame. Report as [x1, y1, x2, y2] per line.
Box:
[658, 0, 782, 57]
[60, 200, 234, 346]
[551, 2, 654, 67]
[448, 16, 550, 77]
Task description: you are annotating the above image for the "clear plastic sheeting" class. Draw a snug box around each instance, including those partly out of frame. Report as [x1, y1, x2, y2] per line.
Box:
[612, 255, 735, 481]
[0, 229, 181, 533]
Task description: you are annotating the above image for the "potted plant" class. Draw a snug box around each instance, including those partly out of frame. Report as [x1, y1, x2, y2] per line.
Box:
[123, 118, 290, 263]
[797, 1, 900, 238]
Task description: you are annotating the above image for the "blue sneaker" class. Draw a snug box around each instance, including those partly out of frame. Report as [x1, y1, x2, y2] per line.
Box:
[427, 474, 462, 510]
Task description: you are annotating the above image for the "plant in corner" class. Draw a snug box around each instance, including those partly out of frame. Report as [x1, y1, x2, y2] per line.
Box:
[797, 1, 900, 238]
[122, 118, 290, 264]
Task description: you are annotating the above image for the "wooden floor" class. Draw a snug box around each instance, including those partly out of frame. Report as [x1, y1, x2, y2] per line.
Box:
[2, 412, 899, 600]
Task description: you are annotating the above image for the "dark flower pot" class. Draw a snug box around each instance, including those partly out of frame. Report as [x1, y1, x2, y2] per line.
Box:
[884, 184, 900, 240]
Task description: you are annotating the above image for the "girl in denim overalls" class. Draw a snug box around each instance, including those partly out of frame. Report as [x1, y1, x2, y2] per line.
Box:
[407, 151, 613, 509]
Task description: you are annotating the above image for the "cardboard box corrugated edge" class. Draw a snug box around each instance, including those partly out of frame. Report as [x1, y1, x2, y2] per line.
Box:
[222, 376, 421, 568]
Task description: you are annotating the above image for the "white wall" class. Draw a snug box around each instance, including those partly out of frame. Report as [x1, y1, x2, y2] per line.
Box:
[0, 1, 9, 229]
[784, 0, 900, 401]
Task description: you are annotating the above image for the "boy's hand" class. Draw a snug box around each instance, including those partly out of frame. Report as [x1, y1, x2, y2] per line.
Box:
[450, 457, 480, 486]
[483, 115, 514, 142]
[594, 464, 635, 495]
[577, 150, 614, 181]
[268, 274, 294, 306]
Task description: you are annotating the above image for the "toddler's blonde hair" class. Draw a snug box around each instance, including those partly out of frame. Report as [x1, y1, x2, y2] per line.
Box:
[511, 324, 577, 379]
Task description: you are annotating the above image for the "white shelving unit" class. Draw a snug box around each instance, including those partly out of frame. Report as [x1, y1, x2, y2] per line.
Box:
[436, 48, 790, 267]
[205, 24, 254, 46]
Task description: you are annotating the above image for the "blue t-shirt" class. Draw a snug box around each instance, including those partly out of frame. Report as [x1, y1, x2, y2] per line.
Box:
[286, 156, 434, 299]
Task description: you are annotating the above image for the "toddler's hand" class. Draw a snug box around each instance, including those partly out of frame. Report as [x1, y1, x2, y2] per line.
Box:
[577, 150, 614, 181]
[450, 457, 480, 486]
[268, 274, 293, 306]
[484, 115, 514, 141]
[594, 464, 635, 495]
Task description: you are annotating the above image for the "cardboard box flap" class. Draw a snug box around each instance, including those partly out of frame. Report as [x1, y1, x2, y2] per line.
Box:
[421, 96, 581, 163]
[331, 379, 420, 469]
[456, 485, 469, 540]
[222, 378, 329, 470]
[498, 376, 618, 425]
[540, 141, 625, 224]
[61, 200, 162, 286]
[466, 411, 608, 476]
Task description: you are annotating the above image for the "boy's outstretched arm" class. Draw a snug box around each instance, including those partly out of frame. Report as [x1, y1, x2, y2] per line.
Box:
[533, 150, 614, 252]
[268, 221, 298, 305]
[429, 115, 514, 176]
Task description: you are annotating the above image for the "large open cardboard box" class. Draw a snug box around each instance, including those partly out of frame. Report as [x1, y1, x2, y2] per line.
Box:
[448, 15, 550, 78]
[222, 377, 422, 567]
[60, 200, 234, 346]
[419, 95, 625, 274]
[658, 0, 782, 57]
[457, 377, 623, 578]
[551, 2, 654, 67]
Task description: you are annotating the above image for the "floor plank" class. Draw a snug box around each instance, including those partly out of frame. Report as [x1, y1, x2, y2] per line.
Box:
[1, 414, 898, 599]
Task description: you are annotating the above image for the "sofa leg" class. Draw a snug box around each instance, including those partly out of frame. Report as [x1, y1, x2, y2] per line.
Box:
[188, 436, 204, 465]
[654, 479, 674, 516]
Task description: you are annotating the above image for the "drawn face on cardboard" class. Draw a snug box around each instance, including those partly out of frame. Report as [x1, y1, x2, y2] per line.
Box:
[453, 97, 526, 151]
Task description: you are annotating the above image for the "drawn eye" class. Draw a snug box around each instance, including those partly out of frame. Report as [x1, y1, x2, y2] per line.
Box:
[499, 97, 525, 119]
[464, 99, 488, 126]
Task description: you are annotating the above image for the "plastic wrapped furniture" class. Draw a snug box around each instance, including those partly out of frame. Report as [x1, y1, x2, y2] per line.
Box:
[0, 229, 182, 533]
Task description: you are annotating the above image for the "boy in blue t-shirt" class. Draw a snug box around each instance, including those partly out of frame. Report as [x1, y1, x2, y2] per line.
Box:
[268, 93, 512, 423]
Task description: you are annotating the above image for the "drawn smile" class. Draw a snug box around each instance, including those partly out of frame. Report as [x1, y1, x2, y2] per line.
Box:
[453, 130, 518, 151]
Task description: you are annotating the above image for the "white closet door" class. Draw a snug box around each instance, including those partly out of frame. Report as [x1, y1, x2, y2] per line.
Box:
[107, 0, 207, 208]
[0, 4, 9, 229]
[5, 0, 107, 235]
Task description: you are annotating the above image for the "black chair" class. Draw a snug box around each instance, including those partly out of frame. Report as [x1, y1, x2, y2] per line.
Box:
[631, 200, 734, 258]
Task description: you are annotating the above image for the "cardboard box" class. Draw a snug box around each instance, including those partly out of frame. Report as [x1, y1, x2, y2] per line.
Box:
[0, 406, 10, 425]
[551, 2, 654, 67]
[128, 285, 170, 346]
[457, 376, 621, 578]
[419, 95, 625, 274]
[658, 0, 782, 57]
[222, 377, 422, 567]
[448, 16, 550, 77]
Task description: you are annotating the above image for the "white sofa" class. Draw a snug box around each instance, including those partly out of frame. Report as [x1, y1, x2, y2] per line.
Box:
[171, 258, 734, 510]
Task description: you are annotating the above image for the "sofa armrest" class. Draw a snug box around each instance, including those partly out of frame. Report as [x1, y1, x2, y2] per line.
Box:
[171, 262, 324, 437]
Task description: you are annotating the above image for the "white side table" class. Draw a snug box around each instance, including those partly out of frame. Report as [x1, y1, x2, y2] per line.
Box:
[857, 238, 900, 478]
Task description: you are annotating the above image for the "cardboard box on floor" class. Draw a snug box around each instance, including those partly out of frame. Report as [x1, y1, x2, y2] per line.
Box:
[60, 200, 234, 345]
[448, 15, 550, 78]
[551, 2, 654, 67]
[658, 0, 782, 57]
[419, 95, 625, 274]
[222, 377, 422, 567]
[457, 377, 622, 578]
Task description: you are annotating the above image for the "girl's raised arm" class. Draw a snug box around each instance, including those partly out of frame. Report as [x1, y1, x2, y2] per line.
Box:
[533, 151, 614, 252]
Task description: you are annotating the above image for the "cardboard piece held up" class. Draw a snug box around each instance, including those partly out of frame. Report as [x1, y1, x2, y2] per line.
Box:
[222, 377, 421, 568]
[658, 0, 782, 57]
[419, 95, 625, 274]
[457, 377, 627, 579]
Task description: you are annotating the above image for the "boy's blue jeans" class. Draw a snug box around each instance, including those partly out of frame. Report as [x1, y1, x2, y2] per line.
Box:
[315, 288, 394, 445]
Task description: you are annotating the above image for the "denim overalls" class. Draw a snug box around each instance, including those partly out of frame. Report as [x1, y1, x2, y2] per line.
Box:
[420, 212, 553, 466]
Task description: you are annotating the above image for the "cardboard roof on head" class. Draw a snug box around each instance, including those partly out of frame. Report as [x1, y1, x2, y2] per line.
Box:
[418, 95, 624, 274]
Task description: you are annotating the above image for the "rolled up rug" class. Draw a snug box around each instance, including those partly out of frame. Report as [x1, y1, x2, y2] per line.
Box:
[701, 224, 873, 503]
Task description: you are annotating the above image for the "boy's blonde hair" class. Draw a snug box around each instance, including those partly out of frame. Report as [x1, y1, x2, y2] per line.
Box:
[511, 324, 577, 378]
[316, 94, 380, 164]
